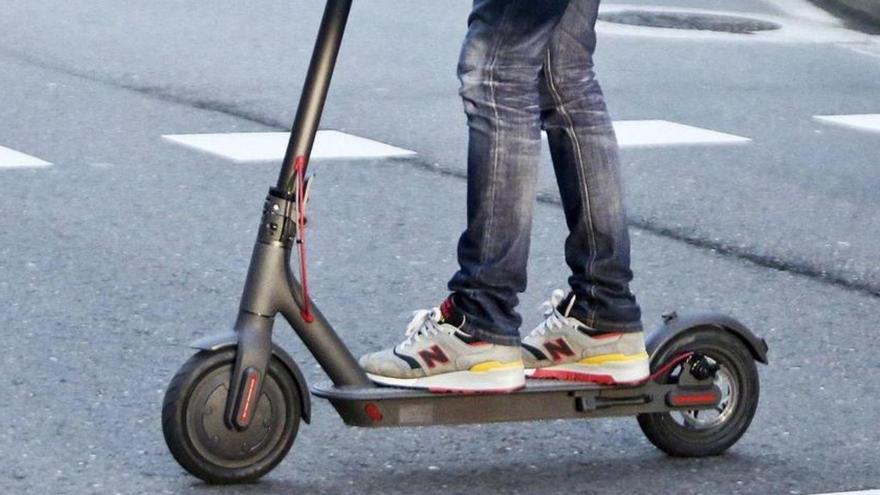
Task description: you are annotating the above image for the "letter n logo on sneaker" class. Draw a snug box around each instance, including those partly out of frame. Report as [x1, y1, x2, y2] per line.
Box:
[418, 345, 450, 369]
[544, 338, 575, 362]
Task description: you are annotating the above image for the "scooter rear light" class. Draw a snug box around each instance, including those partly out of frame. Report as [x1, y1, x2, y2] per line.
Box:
[666, 390, 720, 407]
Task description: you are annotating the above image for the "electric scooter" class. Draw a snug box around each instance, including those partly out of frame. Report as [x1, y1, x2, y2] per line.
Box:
[161, 0, 769, 484]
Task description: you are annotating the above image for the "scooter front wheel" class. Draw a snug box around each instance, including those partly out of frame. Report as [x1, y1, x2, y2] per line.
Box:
[637, 327, 760, 457]
[162, 349, 301, 484]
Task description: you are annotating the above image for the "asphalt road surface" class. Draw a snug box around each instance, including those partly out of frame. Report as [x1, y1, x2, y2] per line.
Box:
[1, 0, 879, 494]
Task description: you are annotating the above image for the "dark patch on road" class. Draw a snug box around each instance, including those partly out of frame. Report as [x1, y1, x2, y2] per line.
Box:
[120, 83, 291, 130]
[411, 159, 880, 300]
[598, 11, 781, 34]
[807, 0, 880, 34]
[0, 48, 289, 130]
[624, 215, 880, 298]
[2, 46, 878, 301]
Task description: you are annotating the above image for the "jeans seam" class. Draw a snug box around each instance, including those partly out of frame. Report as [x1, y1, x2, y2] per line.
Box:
[476, 4, 512, 275]
[543, 47, 599, 328]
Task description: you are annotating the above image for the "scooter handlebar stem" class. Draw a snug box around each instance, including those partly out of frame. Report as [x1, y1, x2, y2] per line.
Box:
[278, 0, 354, 191]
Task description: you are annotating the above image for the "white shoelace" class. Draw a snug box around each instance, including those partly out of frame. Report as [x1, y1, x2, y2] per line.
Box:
[530, 289, 576, 337]
[402, 290, 575, 345]
[400, 307, 444, 348]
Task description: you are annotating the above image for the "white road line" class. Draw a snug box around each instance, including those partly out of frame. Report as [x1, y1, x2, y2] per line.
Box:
[167, 121, 747, 163]
[162, 130, 416, 163]
[540, 119, 751, 147]
[809, 490, 880, 495]
[0, 145, 51, 169]
[843, 44, 880, 61]
[541, 120, 752, 147]
[612, 120, 751, 147]
[814, 114, 880, 135]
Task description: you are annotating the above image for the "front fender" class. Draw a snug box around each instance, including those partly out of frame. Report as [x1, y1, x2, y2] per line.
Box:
[646, 311, 768, 365]
[191, 331, 312, 423]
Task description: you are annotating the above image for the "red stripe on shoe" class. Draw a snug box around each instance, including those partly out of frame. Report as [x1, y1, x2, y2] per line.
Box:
[440, 297, 455, 320]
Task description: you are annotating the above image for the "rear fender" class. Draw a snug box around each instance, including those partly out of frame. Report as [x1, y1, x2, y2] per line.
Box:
[646, 311, 769, 365]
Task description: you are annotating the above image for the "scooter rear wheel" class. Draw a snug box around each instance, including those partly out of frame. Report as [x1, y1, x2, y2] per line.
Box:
[637, 327, 759, 457]
[162, 349, 301, 484]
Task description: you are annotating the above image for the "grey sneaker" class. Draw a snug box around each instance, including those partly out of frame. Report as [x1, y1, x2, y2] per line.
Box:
[521, 290, 650, 384]
[359, 306, 525, 393]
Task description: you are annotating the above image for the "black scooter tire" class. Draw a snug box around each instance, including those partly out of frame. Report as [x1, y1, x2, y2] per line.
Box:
[162, 349, 301, 484]
[637, 327, 760, 457]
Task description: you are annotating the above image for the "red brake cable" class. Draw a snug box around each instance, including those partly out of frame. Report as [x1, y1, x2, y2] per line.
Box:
[293, 156, 315, 323]
[619, 351, 694, 387]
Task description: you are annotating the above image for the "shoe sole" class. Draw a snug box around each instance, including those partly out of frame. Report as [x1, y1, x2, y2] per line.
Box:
[527, 356, 650, 385]
[366, 367, 526, 394]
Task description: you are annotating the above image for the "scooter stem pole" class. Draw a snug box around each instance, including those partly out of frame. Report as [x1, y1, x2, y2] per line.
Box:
[278, 0, 353, 191]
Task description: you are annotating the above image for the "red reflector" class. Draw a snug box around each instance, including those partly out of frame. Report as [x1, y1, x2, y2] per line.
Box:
[364, 403, 383, 423]
[669, 392, 718, 407]
[238, 369, 261, 425]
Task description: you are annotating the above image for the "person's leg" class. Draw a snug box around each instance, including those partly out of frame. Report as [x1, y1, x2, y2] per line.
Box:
[539, 0, 641, 332]
[447, 0, 570, 345]
[518, 0, 648, 384]
[358, 0, 570, 392]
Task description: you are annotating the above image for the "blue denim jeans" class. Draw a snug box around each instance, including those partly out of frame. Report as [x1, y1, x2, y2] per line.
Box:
[447, 0, 642, 345]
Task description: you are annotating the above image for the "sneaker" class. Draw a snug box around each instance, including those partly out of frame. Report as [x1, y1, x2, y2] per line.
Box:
[358, 299, 526, 393]
[521, 289, 650, 384]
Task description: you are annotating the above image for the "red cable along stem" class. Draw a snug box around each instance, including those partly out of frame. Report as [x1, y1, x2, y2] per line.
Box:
[294, 156, 315, 323]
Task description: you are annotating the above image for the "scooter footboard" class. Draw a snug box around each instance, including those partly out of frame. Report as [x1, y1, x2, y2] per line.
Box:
[311, 379, 720, 427]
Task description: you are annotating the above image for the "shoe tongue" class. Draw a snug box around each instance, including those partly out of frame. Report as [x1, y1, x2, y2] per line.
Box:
[556, 292, 577, 318]
[438, 297, 465, 329]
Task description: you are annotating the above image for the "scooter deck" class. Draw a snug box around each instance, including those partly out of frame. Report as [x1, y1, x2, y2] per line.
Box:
[311, 379, 720, 427]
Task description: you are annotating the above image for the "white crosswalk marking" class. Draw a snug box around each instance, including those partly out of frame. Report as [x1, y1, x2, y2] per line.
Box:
[162, 130, 416, 162]
[0, 145, 51, 169]
[809, 490, 880, 495]
[612, 120, 751, 147]
[814, 114, 880, 134]
[166, 121, 750, 164]
[540, 119, 751, 147]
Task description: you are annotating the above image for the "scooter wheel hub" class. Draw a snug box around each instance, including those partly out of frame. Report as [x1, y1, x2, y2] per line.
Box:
[162, 349, 301, 483]
[185, 367, 287, 468]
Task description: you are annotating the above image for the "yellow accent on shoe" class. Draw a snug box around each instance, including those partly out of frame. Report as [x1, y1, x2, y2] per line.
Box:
[578, 352, 649, 365]
[469, 360, 524, 373]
